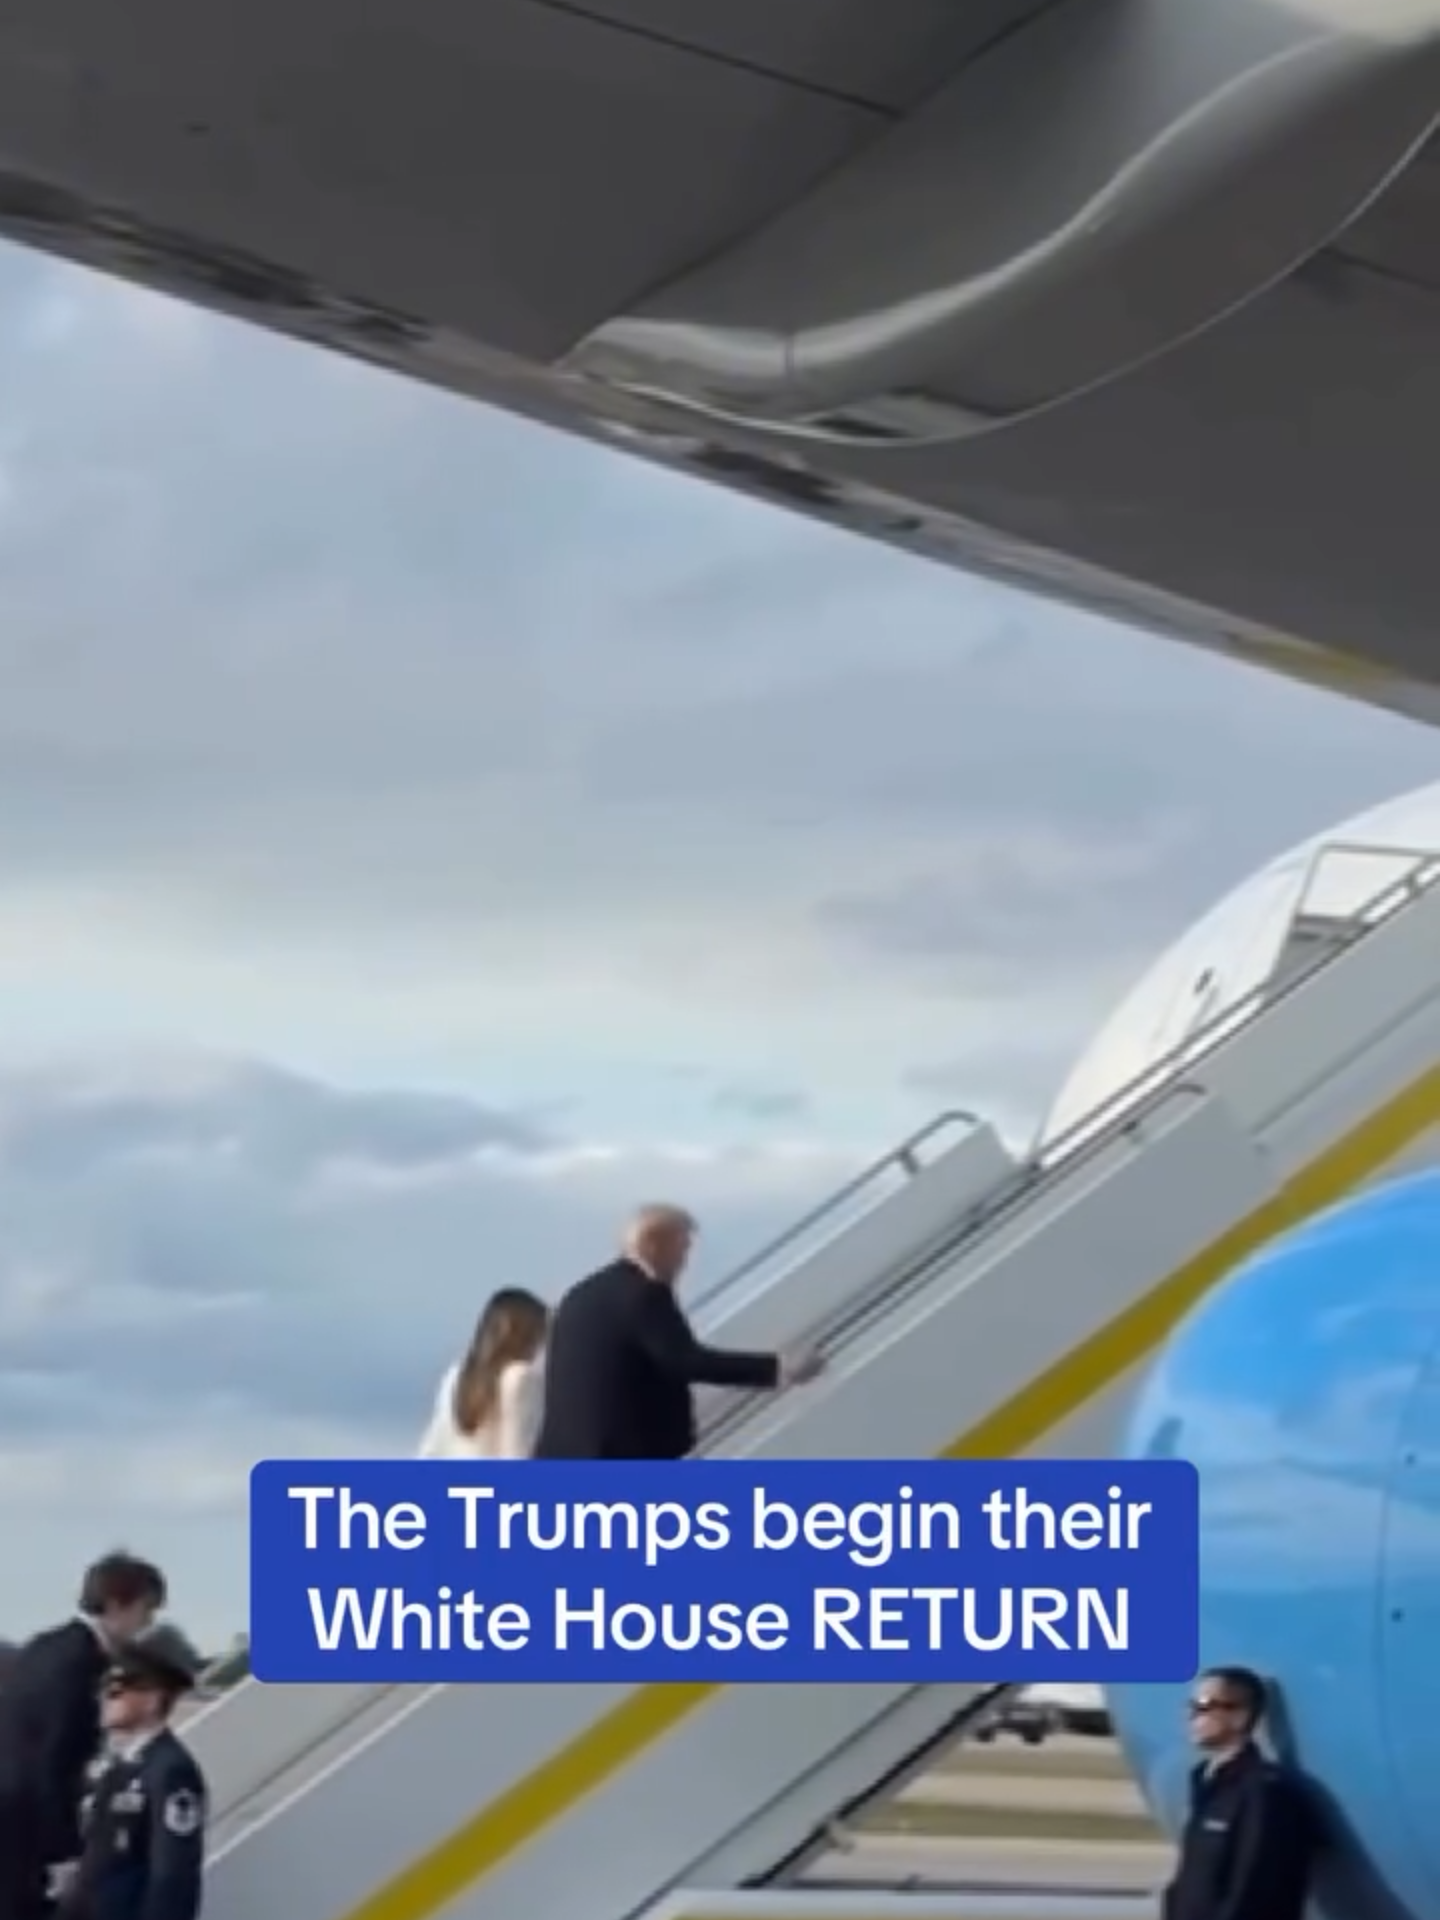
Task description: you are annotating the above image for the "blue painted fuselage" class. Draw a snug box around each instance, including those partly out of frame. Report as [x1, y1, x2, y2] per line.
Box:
[1108, 1169, 1440, 1920]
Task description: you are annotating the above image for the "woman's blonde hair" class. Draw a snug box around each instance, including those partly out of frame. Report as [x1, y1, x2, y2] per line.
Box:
[452, 1287, 548, 1435]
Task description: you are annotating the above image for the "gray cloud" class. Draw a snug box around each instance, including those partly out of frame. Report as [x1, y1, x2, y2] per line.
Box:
[0, 1058, 548, 1180]
[0, 246, 1432, 1009]
[0, 1054, 842, 1424]
[0, 241, 1438, 1641]
[711, 1083, 812, 1123]
[902, 1030, 1080, 1143]
[0, 1050, 859, 1636]
[817, 848, 1161, 988]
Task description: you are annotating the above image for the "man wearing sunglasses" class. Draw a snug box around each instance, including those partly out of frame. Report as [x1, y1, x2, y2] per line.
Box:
[53, 1625, 208, 1920]
[1163, 1665, 1320, 1920]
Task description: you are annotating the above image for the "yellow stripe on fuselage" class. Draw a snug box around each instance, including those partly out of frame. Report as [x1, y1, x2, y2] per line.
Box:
[340, 1064, 1440, 1920]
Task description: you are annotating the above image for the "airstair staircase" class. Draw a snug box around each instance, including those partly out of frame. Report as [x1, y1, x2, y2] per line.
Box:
[186, 843, 1440, 1920]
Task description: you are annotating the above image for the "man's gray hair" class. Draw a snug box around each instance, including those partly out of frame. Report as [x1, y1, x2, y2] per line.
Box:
[622, 1204, 697, 1256]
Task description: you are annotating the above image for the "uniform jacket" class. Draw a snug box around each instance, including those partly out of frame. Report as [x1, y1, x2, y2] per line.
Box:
[59, 1726, 206, 1920]
[1163, 1743, 1320, 1920]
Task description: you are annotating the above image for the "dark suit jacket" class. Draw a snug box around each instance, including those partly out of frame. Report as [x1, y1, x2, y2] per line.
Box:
[1164, 1745, 1320, 1920]
[532, 1257, 780, 1459]
[0, 1616, 109, 1861]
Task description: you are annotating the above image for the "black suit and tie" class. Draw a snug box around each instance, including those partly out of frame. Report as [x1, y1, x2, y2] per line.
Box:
[0, 1616, 110, 1920]
[532, 1257, 781, 1459]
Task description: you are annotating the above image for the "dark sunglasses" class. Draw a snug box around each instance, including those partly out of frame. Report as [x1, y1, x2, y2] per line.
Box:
[1188, 1694, 1240, 1716]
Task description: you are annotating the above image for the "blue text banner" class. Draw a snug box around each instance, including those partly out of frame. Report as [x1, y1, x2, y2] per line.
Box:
[249, 1458, 1198, 1684]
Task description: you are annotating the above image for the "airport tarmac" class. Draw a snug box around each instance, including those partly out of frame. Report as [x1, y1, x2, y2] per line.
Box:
[804, 1832, 1169, 1896]
[895, 1771, 1144, 1817]
[798, 1734, 1169, 1904]
[938, 1735, 1134, 1778]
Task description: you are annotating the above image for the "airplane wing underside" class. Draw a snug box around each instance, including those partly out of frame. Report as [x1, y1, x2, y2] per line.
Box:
[2, 0, 1439, 715]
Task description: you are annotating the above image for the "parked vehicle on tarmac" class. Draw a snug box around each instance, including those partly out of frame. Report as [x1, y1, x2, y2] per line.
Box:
[971, 1695, 1058, 1744]
[1024, 1684, 1114, 1737]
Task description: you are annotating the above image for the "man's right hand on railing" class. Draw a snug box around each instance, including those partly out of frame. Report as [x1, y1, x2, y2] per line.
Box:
[779, 1344, 825, 1387]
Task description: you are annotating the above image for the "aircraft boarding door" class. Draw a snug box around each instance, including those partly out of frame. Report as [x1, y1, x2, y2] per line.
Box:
[1268, 843, 1440, 991]
[1160, 844, 1440, 1067]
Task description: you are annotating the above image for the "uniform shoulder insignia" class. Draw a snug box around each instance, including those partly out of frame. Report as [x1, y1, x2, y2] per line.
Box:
[162, 1789, 203, 1836]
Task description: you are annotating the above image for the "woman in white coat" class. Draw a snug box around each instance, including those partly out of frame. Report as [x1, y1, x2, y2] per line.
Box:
[418, 1286, 548, 1459]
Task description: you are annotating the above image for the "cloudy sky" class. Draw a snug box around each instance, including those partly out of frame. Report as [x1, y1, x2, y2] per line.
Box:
[0, 239, 1438, 1641]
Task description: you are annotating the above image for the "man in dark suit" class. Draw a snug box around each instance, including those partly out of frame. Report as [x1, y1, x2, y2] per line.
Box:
[0, 1552, 166, 1920]
[1164, 1666, 1322, 1920]
[533, 1204, 824, 1460]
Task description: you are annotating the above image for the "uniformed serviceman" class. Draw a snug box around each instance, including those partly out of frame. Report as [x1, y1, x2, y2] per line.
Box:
[54, 1624, 208, 1920]
[1163, 1665, 1323, 1920]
